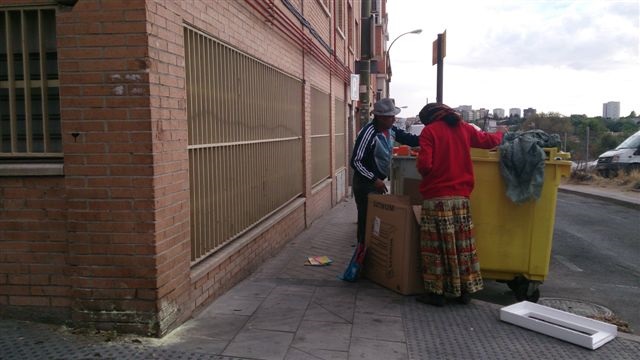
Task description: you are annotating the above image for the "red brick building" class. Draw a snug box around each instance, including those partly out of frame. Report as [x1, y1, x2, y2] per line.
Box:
[0, 0, 390, 336]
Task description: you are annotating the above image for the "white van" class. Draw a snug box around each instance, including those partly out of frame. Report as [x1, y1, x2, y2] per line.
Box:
[596, 130, 640, 177]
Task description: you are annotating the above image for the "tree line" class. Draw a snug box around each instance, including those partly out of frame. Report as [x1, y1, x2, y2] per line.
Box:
[496, 112, 639, 161]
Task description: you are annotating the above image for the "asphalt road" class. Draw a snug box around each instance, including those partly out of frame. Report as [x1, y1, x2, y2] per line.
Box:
[475, 191, 640, 334]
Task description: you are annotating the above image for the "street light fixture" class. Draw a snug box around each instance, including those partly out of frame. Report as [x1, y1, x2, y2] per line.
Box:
[386, 29, 422, 96]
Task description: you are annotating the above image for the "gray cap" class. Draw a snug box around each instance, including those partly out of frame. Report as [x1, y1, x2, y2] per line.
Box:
[372, 98, 401, 116]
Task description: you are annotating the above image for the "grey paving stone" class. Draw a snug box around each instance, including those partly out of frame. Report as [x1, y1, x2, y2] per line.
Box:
[202, 293, 264, 316]
[224, 279, 277, 298]
[310, 286, 357, 322]
[270, 284, 317, 296]
[355, 290, 405, 317]
[285, 347, 348, 360]
[223, 328, 294, 360]
[175, 314, 249, 340]
[248, 306, 306, 332]
[161, 335, 229, 355]
[349, 337, 409, 360]
[303, 302, 351, 324]
[290, 321, 351, 352]
[352, 312, 405, 342]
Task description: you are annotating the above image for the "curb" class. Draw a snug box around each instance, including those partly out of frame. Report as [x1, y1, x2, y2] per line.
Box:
[617, 331, 640, 343]
[558, 187, 640, 210]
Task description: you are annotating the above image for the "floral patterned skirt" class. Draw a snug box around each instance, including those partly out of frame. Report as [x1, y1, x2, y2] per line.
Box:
[420, 197, 483, 297]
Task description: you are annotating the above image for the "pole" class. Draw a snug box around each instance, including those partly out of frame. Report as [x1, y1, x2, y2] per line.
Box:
[358, 0, 372, 127]
[436, 33, 444, 104]
[385, 29, 422, 97]
[586, 125, 590, 163]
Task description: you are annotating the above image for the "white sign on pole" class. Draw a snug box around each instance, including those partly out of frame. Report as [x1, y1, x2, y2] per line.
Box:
[350, 74, 360, 101]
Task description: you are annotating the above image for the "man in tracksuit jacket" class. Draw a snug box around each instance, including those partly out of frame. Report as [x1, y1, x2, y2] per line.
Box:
[350, 98, 419, 244]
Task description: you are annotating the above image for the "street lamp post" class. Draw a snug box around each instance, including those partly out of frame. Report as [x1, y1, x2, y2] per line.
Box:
[386, 29, 422, 96]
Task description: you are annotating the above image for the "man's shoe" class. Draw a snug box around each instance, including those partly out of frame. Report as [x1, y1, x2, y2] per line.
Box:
[416, 293, 445, 307]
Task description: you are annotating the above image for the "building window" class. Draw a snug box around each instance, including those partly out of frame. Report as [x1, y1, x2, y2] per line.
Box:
[335, 0, 344, 33]
[334, 98, 346, 170]
[347, 3, 353, 51]
[310, 87, 330, 186]
[184, 27, 303, 262]
[0, 8, 62, 170]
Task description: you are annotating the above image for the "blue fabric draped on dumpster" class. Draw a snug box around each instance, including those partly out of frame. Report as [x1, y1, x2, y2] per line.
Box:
[498, 130, 561, 204]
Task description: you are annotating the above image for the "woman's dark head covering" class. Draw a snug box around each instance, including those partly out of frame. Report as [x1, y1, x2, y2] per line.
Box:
[418, 103, 461, 127]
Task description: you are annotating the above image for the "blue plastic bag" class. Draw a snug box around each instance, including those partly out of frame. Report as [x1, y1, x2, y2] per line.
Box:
[339, 243, 366, 282]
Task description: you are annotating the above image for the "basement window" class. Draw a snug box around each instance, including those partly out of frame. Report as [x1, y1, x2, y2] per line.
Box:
[0, 8, 63, 176]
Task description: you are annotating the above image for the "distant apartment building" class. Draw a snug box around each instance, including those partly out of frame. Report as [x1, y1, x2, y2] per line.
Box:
[460, 110, 473, 121]
[603, 101, 620, 120]
[509, 108, 522, 118]
[455, 105, 473, 121]
[477, 108, 490, 119]
[493, 108, 505, 119]
[523, 108, 537, 119]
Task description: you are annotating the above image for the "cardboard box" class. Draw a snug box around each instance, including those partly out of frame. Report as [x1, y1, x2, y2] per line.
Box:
[363, 194, 425, 295]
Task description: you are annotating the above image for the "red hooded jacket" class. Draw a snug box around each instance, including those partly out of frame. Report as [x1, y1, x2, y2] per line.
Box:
[416, 120, 503, 199]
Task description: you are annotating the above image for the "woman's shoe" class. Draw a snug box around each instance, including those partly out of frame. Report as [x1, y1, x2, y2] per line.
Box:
[457, 291, 471, 305]
[416, 293, 445, 307]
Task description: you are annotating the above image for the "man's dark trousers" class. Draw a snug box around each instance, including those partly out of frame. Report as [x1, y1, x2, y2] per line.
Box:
[353, 173, 382, 244]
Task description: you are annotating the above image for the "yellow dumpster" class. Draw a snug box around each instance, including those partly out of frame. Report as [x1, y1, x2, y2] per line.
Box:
[390, 147, 572, 302]
[470, 147, 571, 301]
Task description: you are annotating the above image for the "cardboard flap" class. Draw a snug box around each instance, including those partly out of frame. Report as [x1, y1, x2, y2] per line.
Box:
[412, 205, 422, 223]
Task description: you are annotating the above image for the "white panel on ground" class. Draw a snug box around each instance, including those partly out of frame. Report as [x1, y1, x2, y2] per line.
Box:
[500, 301, 617, 350]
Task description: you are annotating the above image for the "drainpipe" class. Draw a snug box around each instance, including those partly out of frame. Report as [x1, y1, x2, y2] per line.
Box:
[358, 0, 372, 128]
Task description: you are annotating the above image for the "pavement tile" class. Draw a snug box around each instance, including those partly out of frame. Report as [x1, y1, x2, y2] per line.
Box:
[352, 312, 405, 342]
[223, 328, 294, 360]
[290, 320, 351, 352]
[161, 335, 229, 355]
[355, 290, 405, 317]
[270, 284, 317, 297]
[175, 314, 249, 340]
[285, 347, 348, 360]
[201, 293, 264, 316]
[224, 279, 277, 298]
[308, 286, 357, 323]
[348, 337, 409, 360]
[248, 306, 306, 332]
[303, 302, 351, 324]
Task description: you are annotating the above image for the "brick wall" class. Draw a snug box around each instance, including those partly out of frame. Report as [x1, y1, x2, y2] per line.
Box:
[56, 0, 160, 334]
[0, 0, 357, 336]
[0, 177, 69, 322]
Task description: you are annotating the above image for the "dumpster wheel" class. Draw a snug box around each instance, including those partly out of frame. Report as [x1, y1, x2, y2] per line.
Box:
[507, 276, 541, 303]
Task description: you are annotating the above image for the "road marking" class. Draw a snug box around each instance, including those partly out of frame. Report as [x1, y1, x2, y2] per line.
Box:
[613, 284, 640, 290]
[555, 255, 583, 272]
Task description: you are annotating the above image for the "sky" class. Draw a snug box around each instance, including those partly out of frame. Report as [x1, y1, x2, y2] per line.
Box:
[386, 0, 640, 118]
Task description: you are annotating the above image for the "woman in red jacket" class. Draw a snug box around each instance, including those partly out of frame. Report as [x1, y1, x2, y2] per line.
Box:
[415, 103, 503, 306]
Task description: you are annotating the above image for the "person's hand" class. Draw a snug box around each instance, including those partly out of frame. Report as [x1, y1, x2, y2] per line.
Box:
[374, 179, 388, 194]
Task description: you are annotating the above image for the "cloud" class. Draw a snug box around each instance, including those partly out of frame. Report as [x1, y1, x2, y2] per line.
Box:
[452, 0, 639, 70]
[386, 0, 640, 117]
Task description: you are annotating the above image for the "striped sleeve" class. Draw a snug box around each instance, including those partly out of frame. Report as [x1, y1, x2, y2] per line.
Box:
[351, 125, 376, 180]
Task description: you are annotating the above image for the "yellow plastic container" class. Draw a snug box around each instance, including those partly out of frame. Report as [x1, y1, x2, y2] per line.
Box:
[470, 148, 571, 285]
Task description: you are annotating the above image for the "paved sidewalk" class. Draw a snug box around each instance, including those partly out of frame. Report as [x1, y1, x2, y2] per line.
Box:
[2, 191, 640, 359]
[559, 183, 640, 209]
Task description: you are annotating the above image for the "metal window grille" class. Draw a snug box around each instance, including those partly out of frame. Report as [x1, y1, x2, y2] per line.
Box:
[334, 98, 346, 170]
[336, 0, 344, 32]
[0, 8, 61, 158]
[347, 3, 353, 49]
[184, 26, 303, 262]
[310, 87, 330, 186]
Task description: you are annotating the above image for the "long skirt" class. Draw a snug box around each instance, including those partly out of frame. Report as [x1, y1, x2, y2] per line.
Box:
[420, 196, 483, 297]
